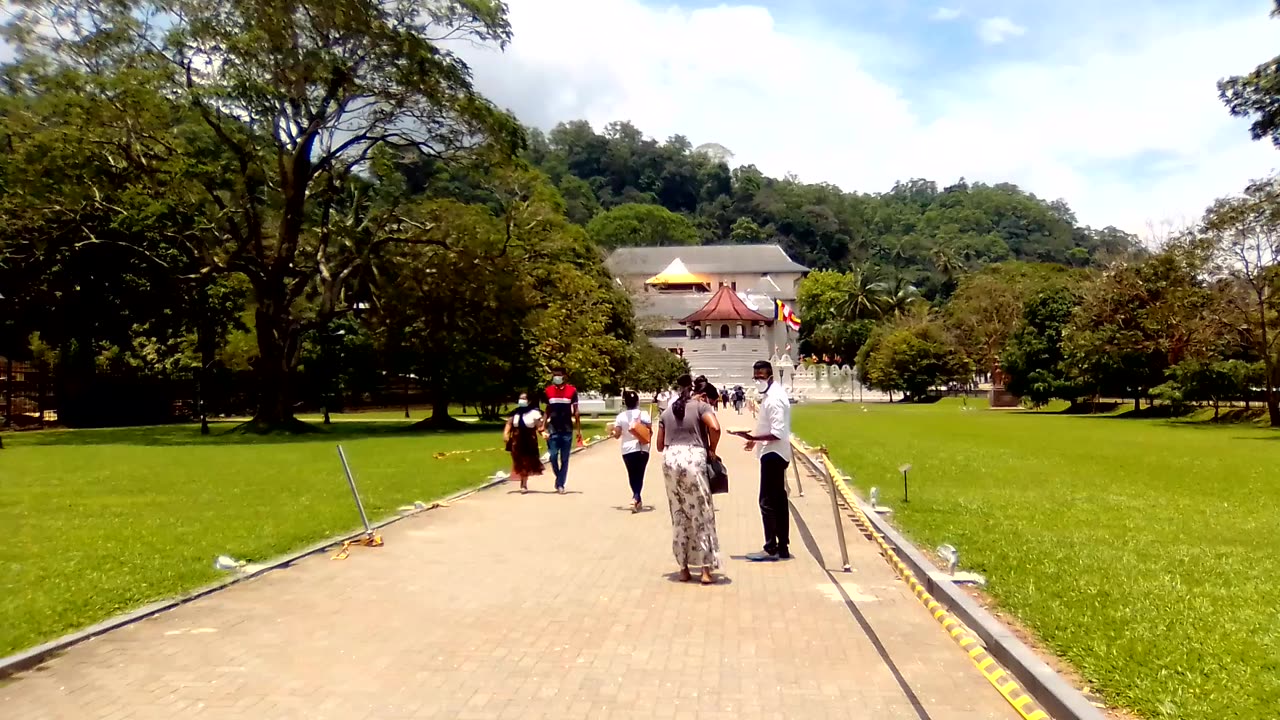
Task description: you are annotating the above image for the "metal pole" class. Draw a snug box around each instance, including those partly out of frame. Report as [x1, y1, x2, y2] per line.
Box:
[818, 446, 852, 572]
[790, 455, 804, 497]
[337, 445, 373, 535]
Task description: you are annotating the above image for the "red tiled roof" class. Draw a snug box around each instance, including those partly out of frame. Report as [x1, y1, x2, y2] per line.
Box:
[680, 285, 773, 324]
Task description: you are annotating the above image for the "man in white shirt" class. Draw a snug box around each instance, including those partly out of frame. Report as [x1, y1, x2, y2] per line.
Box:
[730, 360, 793, 561]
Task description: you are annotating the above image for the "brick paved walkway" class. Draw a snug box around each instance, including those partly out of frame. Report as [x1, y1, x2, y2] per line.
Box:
[3, 437, 1019, 720]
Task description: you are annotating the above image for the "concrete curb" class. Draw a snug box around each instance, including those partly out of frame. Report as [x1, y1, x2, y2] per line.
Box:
[0, 438, 608, 679]
[793, 443, 1106, 720]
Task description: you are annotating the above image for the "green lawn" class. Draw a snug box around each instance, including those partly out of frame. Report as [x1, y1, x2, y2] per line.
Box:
[1, 419, 603, 657]
[794, 400, 1280, 720]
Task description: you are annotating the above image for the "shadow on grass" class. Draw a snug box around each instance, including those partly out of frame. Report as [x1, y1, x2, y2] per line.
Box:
[11, 418, 507, 448]
[1055, 401, 1125, 415]
[1009, 402, 1280, 436]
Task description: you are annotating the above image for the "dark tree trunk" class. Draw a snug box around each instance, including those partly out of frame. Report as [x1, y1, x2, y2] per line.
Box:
[409, 391, 468, 431]
[245, 300, 310, 433]
[197, 319, 213, 435]
[1267, 361, 1280, 427]
[430, 394, 449, 423]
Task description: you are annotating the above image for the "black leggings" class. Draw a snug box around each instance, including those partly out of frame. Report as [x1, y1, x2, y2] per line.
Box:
[622, 451, 649, 500]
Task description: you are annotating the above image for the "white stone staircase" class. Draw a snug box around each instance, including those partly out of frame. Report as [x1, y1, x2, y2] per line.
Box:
[683, 339, 769, 389]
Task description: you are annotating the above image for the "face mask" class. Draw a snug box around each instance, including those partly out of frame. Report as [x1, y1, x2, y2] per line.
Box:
[754, 379, 770, 392]
[552, 376, 564, 386]
[518, 399, 529, 407]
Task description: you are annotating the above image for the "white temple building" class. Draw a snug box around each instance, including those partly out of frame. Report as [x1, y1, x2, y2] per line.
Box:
[605, 245, 886, 400]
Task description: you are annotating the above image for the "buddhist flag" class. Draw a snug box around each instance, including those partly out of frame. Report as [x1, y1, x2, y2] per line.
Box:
[775, 300, 801, 332]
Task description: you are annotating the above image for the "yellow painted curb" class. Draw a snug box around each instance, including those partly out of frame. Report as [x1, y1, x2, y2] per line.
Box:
[796, 440, 1052, 720]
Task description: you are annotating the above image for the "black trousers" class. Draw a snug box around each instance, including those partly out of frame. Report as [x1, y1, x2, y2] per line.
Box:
[622, 451, 649, 500]
[759, 452, 790, 553]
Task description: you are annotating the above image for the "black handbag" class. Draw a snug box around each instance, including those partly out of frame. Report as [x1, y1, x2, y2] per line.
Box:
[697, 409, 729, 494]
[706, 455, 729, 495]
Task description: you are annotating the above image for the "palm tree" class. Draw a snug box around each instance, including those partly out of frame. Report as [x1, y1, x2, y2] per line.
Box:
[881, 277, 924, 319]
[836, 265, 889, 321]
[930, 244, 965, 283]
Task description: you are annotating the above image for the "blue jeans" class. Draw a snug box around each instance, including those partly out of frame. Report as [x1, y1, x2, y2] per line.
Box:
[547, 432, 574, 489]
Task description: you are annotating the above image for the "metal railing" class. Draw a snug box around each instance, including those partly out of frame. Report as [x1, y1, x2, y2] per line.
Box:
[790, 438, 851, 573]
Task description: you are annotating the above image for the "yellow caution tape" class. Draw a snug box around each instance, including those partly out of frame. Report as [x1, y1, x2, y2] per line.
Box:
[797, 440, 1052, 720]
[330, 532, 384, 560]
[433, 448, 499, 460]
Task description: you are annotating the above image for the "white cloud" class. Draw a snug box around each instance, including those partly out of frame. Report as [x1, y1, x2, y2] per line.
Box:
[977, 16, 1027, 45]
[931, 7, 963, 22]
[2, 0, 1275, 239]
[459, 0, 1280, 237]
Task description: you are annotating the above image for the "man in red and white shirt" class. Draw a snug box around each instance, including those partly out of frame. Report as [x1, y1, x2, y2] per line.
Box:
[543, 365, 582, 494]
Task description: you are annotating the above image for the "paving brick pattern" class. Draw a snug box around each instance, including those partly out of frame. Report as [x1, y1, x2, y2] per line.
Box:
[3, 433, 1019, 719]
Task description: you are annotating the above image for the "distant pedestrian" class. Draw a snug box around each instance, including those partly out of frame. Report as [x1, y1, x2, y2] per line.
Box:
[656, 374, 723, 585]
[695, 375, 718, 408]
[543, 366, 582, 494]
[503, 392, 544, 494]
[695, 377, 717, 406]
[610, 390, 652, 513]
[732, 386, 745, 415]
[730, 360, 793, 561]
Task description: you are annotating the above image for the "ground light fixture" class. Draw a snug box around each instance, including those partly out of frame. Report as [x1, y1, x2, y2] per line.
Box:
[936, 543, 987, 587]
[898, 463, 912, 502]
[937, 544, 959, 574]
[868, 486, 892, 514]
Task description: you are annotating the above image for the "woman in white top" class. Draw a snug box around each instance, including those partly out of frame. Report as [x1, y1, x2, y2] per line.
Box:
[609, 390, 652, 513]
[503, 392, 544, 494]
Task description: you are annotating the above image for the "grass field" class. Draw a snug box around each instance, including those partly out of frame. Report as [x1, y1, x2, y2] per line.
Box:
[793, 400, 1280, 720]
[1, 418, 603, 657]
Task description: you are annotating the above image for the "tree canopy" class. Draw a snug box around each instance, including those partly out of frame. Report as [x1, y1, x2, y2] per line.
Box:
[523, 121, 1145, 290]
[8, 0, 1280, 433]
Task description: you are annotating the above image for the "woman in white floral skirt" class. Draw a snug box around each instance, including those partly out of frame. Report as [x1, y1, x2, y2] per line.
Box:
[656, 374, 723, 585]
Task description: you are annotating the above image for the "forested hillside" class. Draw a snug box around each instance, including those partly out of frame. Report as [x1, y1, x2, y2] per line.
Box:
[523, 120, 1145, 298]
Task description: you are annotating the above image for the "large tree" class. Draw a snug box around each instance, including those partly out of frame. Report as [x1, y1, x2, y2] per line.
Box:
[1218, 1, 1280, 148]
[5, 0, 524, 429]
[367, 163, 634, 426]
[585, 203, 699, 249]
[1037, 254, 1204, 410]
[1000, 286, 1083, 407]
[946, 262, 1080, 378]
[620, 338, 689, 395]
[795, 267, 885, 361]
[857, 320, 971, 401]
[1201, 176, 1280, 425]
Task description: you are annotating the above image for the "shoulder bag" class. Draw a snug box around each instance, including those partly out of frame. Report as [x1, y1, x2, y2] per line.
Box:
[629, 410, 652, 445]
[696, 403, 729, 495]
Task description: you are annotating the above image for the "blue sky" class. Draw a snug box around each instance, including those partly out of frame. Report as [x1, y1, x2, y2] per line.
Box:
[463, 0, 1280, 235]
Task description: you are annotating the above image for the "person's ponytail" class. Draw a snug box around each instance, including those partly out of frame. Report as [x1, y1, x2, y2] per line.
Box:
[672, 374, 694, 423]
